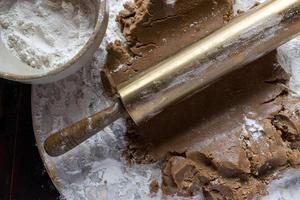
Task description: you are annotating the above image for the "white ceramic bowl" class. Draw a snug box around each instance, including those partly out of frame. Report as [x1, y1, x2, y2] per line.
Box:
[0, 0, 108, 84]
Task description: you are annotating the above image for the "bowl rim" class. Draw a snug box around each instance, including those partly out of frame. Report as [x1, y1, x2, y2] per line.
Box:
[0, 0, 109, 82]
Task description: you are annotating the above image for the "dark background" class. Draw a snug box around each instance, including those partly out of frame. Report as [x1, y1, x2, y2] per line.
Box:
[0, 79, 59, 200]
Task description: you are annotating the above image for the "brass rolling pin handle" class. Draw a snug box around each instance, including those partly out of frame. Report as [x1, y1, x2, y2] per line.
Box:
[44, 101, 126, 157]
[44, 0, 300, 157]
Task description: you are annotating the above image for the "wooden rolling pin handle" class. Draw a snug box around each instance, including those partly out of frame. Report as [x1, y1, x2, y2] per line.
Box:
[44, 102, 124, 157]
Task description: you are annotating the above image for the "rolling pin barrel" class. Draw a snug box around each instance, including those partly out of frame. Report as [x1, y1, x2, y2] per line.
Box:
[118, 0, 300, 124]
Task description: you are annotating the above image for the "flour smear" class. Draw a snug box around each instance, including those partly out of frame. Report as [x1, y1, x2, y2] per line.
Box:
[0, 0, 96, 69]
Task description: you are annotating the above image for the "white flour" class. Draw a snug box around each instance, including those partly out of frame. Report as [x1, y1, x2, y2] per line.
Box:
[278, 37, 300, 96]
[233, 0, 265, 14]
[243, 117, 264, 141]
[0, 0, 96, 69]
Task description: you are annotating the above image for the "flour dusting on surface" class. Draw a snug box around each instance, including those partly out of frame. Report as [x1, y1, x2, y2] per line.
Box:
[262, 170, 300, 200]
[278, 37, 300, 96]
[0, 0, 96, 69]
[243, 117, 264, 140]
[233, 0, 265, 14]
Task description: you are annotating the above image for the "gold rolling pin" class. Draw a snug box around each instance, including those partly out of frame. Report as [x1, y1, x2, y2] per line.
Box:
[44, 0, 300, 157]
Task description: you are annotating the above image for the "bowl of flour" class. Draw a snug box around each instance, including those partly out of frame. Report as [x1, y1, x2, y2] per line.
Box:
[0, 0, 108, 84]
